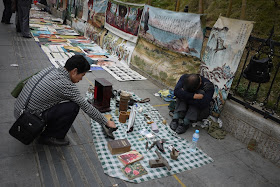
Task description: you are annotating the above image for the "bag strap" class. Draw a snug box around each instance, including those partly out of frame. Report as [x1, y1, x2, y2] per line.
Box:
[23, 68, 53, 110]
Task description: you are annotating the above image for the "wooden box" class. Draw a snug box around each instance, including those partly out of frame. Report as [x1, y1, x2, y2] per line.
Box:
[93, 78, 112, 113]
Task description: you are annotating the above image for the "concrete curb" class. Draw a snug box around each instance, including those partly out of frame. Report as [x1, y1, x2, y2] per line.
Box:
[220, 100, 280, 167]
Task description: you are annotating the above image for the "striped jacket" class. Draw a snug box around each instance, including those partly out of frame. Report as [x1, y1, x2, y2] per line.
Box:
[14, 66, 108, 126]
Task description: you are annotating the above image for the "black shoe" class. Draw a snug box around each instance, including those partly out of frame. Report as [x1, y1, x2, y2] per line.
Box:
[38, 136, 70, 146]
[169, 119, 179, 131]
[175, 124, 189, 134]
[5, 22, 12, 24]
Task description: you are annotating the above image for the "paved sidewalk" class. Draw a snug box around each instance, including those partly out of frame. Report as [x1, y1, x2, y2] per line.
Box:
[0, 2, 279, 187]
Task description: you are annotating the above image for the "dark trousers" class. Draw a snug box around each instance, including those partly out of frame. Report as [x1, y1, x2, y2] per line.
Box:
[41, 101, 80, 139]
[1, 0, 12, 23]
[16, 0, 31, 37]
[173, 98, 210, 122]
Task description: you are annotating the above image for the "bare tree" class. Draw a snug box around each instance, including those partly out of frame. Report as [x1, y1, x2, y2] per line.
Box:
[240, 0, 247, 19]
[175, 0, 180, 11]
[199, 0, 204, 14]
[226, 0, 233, 17]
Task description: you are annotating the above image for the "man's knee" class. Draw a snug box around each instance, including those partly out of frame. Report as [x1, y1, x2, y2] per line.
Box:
[47, 101, 80, 117]
[72, 102, 80, 115]
[178, 111, 186, 119]
[62, 102, 80, 115]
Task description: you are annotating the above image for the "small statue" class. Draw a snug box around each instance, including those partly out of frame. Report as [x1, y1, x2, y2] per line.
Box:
[149, 150, 171, 170]
[148, 139, 166, 153]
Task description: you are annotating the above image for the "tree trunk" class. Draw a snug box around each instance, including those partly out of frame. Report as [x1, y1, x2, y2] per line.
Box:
[240, 0, 247, 19]
[226, 0, 233, 17]
[147, 0, 152, 5]
[199, 0, 204, 14]
[175, 0, 180, 12]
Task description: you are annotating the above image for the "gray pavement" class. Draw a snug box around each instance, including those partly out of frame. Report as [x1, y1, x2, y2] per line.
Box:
[0, 2, 279, 187]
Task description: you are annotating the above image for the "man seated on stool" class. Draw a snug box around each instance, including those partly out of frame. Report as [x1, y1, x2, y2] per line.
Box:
[14, 55, 116, 146]
[170, 74, 214, 134]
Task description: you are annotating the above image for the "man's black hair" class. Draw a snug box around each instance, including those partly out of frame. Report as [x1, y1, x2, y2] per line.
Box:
[184, 74, 201, 92]
[64, 55, 90, 74]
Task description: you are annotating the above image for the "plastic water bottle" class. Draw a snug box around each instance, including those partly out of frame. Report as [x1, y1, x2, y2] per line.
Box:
[189, 130, 199, 152]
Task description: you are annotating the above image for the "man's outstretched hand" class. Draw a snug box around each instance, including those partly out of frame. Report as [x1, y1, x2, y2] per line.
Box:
[107, 120, 117, 128]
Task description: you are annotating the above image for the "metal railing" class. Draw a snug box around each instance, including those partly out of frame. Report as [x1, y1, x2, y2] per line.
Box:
[204, 27, 280, 124]
[230, 36, 280, 124]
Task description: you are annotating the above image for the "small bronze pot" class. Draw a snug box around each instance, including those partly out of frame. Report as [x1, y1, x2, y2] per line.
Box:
[119, 111, 127, 123]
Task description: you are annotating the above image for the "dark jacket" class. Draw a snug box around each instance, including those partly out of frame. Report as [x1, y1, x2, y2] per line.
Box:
[174, 74, 214, 109]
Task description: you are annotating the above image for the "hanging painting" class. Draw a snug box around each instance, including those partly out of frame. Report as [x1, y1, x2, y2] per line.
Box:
[104, 0, 144, 43]
[139, 5, 204, 58]
[200, 16, 254, 117]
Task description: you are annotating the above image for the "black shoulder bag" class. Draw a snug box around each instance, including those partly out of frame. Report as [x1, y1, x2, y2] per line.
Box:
[243, 27, 274, 83]
[9, 69, 53, 145]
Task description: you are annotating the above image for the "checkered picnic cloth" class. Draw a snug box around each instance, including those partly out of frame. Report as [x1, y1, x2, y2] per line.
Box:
[88, 92, 214, 183]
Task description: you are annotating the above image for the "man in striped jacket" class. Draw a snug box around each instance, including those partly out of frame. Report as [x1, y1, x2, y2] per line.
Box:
[14, 55, 116, 146]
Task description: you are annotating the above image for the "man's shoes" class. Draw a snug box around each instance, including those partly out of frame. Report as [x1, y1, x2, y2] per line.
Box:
[23, 35, 32, 38]
[175, 124, 189, 134]
[169, 119, 179, 131]
[37, 136, 70, 146]
[5, 22, 12, 24]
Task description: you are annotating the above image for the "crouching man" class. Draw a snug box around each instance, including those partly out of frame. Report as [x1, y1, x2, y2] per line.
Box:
[14, 55, 116, 146]
[170, 74, 214, 134]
